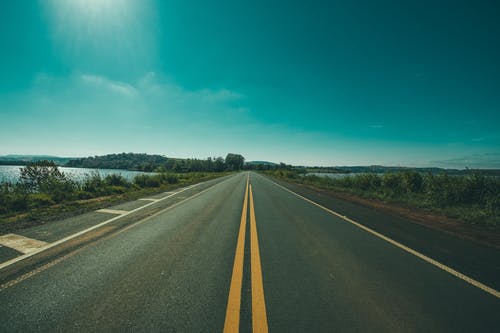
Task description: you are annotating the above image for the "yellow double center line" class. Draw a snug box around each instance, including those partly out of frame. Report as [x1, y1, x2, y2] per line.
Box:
[224, 175, 269, 333]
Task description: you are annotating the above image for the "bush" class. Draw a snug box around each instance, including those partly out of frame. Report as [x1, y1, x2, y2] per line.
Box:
[0, 183, 12, 213]
[134, 174, 161, 187]
[104, 174, 129, 187]
[166, 173, 179, 184]
[351, 174, 381, 191]
[402, 171, 423, 194]
[19, 160, 66, 192]
[485, 193, 500, 217]
[382, 173, 404, 197]
[82, 172, 105, 195]
[107, 185, 127, 194]
[39, 178, 78, 203]
[266, 169, 500, 228]
[28, 193, 55, 208]
[75, 190, 93, 200]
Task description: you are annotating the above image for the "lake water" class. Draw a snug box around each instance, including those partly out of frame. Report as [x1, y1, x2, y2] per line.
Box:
[305, 172, 356, 179]
[0, 165, 152, 183]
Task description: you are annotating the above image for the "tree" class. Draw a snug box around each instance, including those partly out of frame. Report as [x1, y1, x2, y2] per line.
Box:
[225, 153, 245, 171]
[19, 160, 66, 192]
[214, 157, 225, 172]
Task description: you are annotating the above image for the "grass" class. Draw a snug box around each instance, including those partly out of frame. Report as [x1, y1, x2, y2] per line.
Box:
[264, 169, 500, 230]
[0, 171, 229, 233]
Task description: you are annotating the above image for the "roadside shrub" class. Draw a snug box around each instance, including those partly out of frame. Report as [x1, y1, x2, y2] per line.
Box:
[104, 174, 129, 187]
[134, 174, 160, 187]
[19, 160, 66, 192]
[382, 173, 404, 197]
[166, 173, 179, 184]
[424, 173, 461, 206]
[40, 178, 78, 203]
[28, 193, 55, 208]
[304, 174, 322, 184]
[75, 190, 93, 200]
[10, 194, 28, 211]
[485, 193, 500, 217]
[133, 174, 146, 187]
[401, 171, 423, 194]
[82, 171, 105, 195]
[459, 172, 486, 204]
[0, 183, 13, 214]
[266, 169, 499, 228]
[107, 185, 127, 194]
[351, 173, 381, 191]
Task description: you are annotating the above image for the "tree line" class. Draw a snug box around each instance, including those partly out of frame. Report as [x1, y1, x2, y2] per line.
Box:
[66, 153, 245, 172]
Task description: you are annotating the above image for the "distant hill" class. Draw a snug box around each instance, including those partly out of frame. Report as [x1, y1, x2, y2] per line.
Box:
[0, 155, 77, 166]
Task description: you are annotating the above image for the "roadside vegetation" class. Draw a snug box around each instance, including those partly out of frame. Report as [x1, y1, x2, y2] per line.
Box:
[0, 157, 243, 232]
[265, 169, 500, 230]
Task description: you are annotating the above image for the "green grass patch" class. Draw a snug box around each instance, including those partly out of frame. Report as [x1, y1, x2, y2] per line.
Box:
[0, 168, 230, 233]
[264, 169, 500, 230]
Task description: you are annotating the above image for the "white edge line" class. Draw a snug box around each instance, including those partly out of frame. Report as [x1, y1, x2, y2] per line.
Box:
[112, 175, 242, 237]
[259, 174, 500, 299]
[0, 175, 241, 291]
[0, 176, 231, 271]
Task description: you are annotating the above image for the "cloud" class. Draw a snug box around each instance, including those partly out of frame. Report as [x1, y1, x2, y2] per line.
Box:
[369, 124, 383, 129]
[0, 71, 251, 157]
[81, 74, 138, 97]
[10, 71, 247, 129]
[29, 71, 243, 107]
[136, 71, 243, 102]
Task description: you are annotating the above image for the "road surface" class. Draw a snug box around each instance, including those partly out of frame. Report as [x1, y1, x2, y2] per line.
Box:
[0, 172, 499, 332]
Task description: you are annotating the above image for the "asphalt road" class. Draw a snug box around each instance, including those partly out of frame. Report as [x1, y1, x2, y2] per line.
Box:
[0, 172, 499, 332]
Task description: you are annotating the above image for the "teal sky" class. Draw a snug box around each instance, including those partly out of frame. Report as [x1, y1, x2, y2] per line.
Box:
[1, 0, 499, 168]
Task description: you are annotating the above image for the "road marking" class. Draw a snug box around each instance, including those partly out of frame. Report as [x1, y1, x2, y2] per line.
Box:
[1, 245, 85, 290]
[0, 227, 113, 291]
[224, 174, 249, 333]
[0, 175, 241, 291]
[96, 209, 128, 215]
[249, 184, 269, 333]
[0, 234, 49, 254]
[138, 198, 160, 202]
[263, 175, 500, 299]
[114, 176, 239, 237]
[0, 177, 226, 270]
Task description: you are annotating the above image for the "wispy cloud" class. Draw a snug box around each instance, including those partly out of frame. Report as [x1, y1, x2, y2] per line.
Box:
[81, 74, 138, 97]
[135, 72, 243, 101]
[0, 71, 250, 157]
[369, 124, 383, 129]
[28, 71, 244, 114]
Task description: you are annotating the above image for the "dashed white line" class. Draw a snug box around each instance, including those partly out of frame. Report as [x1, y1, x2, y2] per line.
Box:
[0, 180, 210, 270]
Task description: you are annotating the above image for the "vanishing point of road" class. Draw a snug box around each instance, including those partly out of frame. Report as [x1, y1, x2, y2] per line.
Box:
[0, 172, 499, 332]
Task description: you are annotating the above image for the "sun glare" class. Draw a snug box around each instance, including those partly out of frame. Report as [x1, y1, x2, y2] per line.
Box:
[47, 0, 133, 25]
[70, 0, 123, 18]
[43, 0, 156, 71]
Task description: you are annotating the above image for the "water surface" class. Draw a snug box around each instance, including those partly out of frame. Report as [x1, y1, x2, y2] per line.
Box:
[0, 165, 151, 183]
